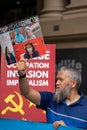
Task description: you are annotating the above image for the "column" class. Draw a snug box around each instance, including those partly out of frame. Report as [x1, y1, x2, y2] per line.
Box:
[40, 0, 66, 19]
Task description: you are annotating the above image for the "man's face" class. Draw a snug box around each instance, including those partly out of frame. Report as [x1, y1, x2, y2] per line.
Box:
[54, 70, 73, 103]
[56, 70, 72, 91]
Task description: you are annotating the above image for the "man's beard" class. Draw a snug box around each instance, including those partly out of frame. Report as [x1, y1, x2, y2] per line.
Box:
[53, 85, 71, 103]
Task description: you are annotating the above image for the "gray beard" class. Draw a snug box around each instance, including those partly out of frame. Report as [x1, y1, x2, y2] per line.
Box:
[53, 86, 71, 103]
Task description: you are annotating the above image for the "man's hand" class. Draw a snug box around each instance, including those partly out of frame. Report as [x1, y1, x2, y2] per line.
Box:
[17, 57, 26, 74]
[53, 120, 66, 130]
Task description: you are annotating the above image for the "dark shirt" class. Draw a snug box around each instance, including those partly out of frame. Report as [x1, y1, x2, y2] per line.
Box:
[37, 92, 87, 129]
[24, 50, 39, 59]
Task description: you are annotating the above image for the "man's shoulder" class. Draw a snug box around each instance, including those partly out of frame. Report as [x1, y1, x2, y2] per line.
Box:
[40, 91, 54, 98]
[79, 92, 87, 106]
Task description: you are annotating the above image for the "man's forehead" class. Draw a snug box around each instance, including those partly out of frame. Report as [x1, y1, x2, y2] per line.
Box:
[57, 70, 69, 77]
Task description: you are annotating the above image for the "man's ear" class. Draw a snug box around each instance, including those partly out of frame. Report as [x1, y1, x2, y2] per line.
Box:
[72, 80, 77, 88]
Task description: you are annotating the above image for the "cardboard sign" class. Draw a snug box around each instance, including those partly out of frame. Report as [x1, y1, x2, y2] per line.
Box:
[0, 16, 46, 65]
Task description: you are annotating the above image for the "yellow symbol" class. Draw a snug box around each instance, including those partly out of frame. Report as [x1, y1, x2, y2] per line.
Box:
[29, 101, 35, 107]
[1, 91, 24, 115]
[42, 110, 46, 114]
[28, 101, 45, 114]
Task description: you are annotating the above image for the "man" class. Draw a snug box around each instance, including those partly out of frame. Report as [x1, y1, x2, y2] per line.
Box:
[17, 58, 87, 129]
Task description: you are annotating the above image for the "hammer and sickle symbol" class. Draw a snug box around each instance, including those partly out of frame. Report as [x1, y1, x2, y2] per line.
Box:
[1, 91, 25, 115]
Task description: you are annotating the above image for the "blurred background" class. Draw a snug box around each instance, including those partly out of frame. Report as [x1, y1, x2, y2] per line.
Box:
[0, 0, 37, 27]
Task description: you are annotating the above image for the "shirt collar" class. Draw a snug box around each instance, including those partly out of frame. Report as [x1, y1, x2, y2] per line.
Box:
[62, 92, 85, 106]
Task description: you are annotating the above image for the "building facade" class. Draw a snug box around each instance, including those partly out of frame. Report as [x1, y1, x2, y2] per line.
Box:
[37, 0, 87, 49]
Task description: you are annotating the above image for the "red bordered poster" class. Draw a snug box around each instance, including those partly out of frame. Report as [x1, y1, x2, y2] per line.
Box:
[0, 44, 56, 122]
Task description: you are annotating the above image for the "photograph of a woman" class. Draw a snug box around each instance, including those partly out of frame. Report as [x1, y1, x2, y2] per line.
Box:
[24, 42, 40, 59]
[5, 46, 16, 65]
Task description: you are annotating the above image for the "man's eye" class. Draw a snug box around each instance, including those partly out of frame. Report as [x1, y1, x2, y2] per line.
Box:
[56, 78, 64, 82]
[60, 78, 64, 82]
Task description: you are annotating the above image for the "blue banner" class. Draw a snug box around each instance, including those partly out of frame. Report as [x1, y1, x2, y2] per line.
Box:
[0, 118, 83, 130]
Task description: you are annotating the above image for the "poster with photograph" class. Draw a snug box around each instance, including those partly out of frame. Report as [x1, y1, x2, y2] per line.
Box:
[0, 44, 56, 122]
[0, 16, 46, 65]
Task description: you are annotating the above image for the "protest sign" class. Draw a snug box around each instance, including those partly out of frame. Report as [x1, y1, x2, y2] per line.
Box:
[0, 16, 46, 65]
[0, 44, 56, 122]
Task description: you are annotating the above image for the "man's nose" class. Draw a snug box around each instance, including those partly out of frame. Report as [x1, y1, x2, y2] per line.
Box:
[56, 79, 60, 85]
